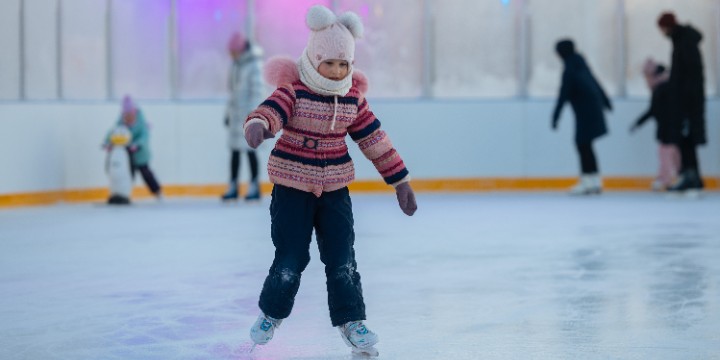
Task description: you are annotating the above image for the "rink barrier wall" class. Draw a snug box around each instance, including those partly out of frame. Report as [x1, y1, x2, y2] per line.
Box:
[1, 99, 719, 207]
[1, 177, 718, 208]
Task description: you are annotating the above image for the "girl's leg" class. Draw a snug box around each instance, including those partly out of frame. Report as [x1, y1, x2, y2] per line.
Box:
[137, 165, 161, 195]
[314, 187, 366, 327]
[258, 185, 315, 320]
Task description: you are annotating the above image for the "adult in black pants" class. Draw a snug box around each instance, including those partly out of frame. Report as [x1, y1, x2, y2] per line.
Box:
[658, 12, 707, 194]
[552, 39, 613, 195]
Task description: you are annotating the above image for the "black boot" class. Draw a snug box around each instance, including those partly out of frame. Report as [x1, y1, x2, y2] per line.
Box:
[668, 169, 704, 192]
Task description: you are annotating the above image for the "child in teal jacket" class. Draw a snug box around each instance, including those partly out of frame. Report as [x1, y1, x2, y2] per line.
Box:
[104, 95, 162, 198]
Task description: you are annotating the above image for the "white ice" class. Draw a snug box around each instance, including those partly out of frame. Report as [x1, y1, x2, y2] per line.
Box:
[1, 193, 719, 359]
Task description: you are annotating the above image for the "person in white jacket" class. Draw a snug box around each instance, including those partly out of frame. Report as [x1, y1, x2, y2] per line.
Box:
[221, 32, 266, 201]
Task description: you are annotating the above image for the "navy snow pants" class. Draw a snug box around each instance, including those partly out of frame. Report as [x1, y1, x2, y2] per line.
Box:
[258, 185, 366, 326]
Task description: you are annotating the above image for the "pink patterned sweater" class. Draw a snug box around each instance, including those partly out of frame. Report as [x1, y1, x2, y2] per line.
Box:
[245, 59, 409, 197]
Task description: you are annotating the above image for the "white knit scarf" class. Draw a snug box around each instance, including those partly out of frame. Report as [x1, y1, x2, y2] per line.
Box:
[297, 49, 353, 97]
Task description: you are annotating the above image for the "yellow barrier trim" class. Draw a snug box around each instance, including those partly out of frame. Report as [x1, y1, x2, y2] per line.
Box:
[1, 177, 717, 208]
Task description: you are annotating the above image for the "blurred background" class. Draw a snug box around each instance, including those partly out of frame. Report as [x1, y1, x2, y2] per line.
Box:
[1, 0, 718, 205]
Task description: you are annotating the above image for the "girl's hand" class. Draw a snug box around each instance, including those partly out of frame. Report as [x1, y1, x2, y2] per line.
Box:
[395, 182, 417, 216]
[245, 122, 274, 149]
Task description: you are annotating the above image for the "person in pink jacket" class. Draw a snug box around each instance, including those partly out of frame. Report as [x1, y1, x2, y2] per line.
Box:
[243, 5, 416, 356]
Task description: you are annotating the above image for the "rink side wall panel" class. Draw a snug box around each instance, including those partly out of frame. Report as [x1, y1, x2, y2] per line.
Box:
[1, 99, 718, 203]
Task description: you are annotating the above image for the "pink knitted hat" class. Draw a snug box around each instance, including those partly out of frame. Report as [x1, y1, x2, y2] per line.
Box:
[122, 95, 136, 114]
[228, 32, 246, 53]
[304, 5, 364, 69]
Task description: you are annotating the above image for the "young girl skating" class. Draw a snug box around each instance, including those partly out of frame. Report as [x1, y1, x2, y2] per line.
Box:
[243, 5, 417, 356]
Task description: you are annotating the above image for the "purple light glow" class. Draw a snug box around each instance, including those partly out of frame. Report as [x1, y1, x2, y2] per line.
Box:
[176, 0, 247, 98]
[358, 4, 370, 18]
[255, 0, 332, 60]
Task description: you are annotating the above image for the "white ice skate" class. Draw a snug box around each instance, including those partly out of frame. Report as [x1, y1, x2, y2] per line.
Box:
[338, 321, 379, 357]
[569, 175, 602, 195]
[650, 179, 667, 192]
[249, 314, 282, 347]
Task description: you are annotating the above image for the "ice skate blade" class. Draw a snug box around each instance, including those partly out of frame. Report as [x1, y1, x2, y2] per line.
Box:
[665, 190, 703, 200]
[351, 346, 379, 357]
[569, 189, 602, 196]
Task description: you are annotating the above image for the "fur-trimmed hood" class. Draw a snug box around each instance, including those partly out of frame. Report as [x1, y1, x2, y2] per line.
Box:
[264, 56, 369, 95]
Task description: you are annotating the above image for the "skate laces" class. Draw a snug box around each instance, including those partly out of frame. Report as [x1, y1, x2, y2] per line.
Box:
[260, 319, 273, 331]
[250, 314, 284, 346]
[257, 315, 281, 332]
[345, 321, 368, 336]
[269, 316, 281, 328]
[340, 321, 378, 349]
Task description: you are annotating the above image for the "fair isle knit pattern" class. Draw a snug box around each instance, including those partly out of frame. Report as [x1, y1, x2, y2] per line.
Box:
[247, 81, 408, 197]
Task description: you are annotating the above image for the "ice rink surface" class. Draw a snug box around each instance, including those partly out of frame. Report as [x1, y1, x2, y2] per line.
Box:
[1, 192, 719, 360]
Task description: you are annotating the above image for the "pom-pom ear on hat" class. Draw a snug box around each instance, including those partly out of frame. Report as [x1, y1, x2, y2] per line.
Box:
[304, 5, 364, 69]
[338, 12, 364, 39]
[305, 5, 364, 39]
[306, 5, 336, 31]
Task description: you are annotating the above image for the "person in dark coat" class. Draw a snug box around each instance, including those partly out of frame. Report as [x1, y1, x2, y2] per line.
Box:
[552, 39, 613, 195]
[657, 12, 706, 193]
[630, 59, 680, 191]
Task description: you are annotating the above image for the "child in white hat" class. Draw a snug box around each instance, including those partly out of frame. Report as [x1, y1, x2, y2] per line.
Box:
[244, 5, 417, 356]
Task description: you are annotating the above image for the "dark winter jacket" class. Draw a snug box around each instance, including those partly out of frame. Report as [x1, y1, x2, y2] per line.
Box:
[668, 24, 706, 145]
[553, 44, 612, 144]
[633, 81, 675, 144]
